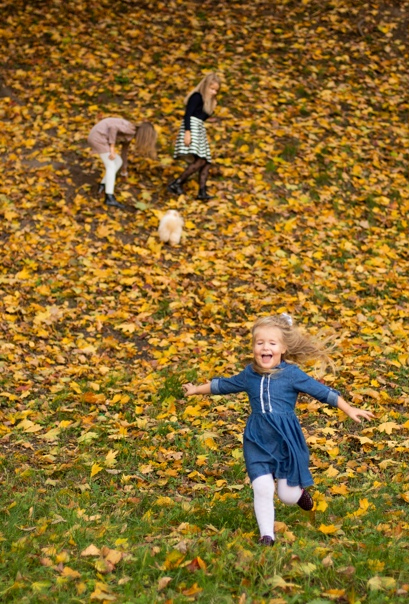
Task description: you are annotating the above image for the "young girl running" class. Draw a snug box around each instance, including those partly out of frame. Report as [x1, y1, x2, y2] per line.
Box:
[168, 73, 220, 200]
[183, 314, 374, 546]
[88, 117, 157, 209]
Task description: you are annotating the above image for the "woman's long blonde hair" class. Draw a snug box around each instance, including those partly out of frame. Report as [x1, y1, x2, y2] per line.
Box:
[251, 315, 335, 375]
[134, 122, 157, 159]
[185, 73, 221, 115]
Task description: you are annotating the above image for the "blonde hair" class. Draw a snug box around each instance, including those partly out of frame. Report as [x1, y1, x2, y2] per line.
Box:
[134, 122, 157, 159]
[185, 73, 221, 116]
[251, 315, 335, 374]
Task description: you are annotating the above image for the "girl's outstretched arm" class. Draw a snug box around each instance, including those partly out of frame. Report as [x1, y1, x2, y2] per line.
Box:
[337, 396, 375, 423]
[183, 382, 211, 396]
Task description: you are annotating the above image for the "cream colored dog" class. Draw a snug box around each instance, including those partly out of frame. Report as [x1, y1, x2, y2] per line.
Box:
[158, 210, 184, 246]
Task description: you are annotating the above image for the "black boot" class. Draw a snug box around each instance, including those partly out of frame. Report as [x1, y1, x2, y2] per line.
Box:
[297, 489, 314, 511]
[259, 536, 275, 546]
[197, 186, 213, 200]
[167, 178, 184, 195]
[105, 193, 125, 209]
[97, 182, 105, 195]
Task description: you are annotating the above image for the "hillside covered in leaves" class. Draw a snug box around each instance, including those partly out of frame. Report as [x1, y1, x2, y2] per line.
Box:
[1, 0, 409, 602]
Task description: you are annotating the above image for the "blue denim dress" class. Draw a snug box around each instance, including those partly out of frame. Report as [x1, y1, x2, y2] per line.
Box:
[211, 362, 339, 487]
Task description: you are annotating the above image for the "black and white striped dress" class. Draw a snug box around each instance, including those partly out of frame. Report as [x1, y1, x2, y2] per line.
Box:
[173, 92, 212, 163]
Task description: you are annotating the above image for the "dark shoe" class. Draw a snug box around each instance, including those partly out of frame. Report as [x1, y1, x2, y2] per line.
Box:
[197, 187, 213, 200]
[97, 182, 105, 195]
[168, 179, 184, 195]
[105, 194, 125, 209]
[297, 489, 313, 511]
[259, 536, 275, 546]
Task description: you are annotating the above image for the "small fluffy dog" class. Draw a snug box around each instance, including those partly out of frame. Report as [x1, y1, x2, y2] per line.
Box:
[158, 210, 184, 246]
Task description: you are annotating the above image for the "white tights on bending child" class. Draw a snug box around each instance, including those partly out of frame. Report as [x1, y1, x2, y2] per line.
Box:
[99, 153, 123, 195]
[252, 474, 303, 538]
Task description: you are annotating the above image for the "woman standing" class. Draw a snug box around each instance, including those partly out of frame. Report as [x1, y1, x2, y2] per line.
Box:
[168, 73, 220, 200]
[88, 117, 157, 209]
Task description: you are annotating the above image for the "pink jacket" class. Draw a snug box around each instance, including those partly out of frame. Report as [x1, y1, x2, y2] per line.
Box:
[87, 118, 136, 154]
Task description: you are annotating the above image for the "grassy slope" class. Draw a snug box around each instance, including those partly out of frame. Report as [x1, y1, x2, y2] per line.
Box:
[1, 0, 409, 602]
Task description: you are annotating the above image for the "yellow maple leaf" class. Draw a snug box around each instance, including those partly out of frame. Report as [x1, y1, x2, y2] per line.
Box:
[15, 268, 32, 280]
[102, 548, 122, 565]
[377, 422, 401, 435]
[330, 484, 348, 495]
[80, 544, 101, 557]
[55, 551, 70, 563]
[318, 524, 340, 534]
[90, 463, 103, 478]
[323, 589, 346, 598]
[274, 521, 288, 533]
[118, 323, 137, 333]
[61, 566, 81, 579]
[315, 499, 328, 512]
[42, 427, 61, 441]
[367, 576, 396, 591]
[154, 496, 175, 507]
[327, 446, 339, 458]
[105, 450, 118, 468]
[70, 381, 82, 394]
[31, 581, 51, 593]
[182, 583, 203, 596]
[59, 420, 72, 428]
[183, 405, 202, 417]
[17, 419, 42, 433]
[325, 465, 339, 477]
[163, 549, 185, 570]
[90, 582, 117, 601]
[347, 498, 374, 518]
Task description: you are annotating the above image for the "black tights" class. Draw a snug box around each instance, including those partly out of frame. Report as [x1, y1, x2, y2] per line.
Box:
[178, 156, 210, 188]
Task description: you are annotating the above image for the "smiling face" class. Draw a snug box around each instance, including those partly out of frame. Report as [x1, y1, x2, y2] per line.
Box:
[253, 326, 287, 371]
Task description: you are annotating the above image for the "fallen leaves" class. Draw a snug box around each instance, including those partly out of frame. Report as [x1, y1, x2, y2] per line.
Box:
[318, 524, 341, 535]
[1, 0, 409, 602]
[367, 575, 397, 592]
[80, 544, 124, 574]
[346, 498, 375, 518]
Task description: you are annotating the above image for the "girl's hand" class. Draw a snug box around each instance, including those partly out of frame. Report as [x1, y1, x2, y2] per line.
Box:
[182, 383, 196, 396]
[337, 397, 375, 423]
[184, 131, 191, 147]
[345, 407, 375, 423]
[109, 152, 116, 160]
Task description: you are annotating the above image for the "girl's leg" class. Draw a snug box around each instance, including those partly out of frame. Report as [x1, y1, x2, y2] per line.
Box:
[100, 153, 123, 195]
[178, 156, 207, 183]
[276, 479, 313, 510]
[199, 161, 211, 187]
[197, 161, 213, 200]
[252, 474, 276, 542]
[168, 156, 207, 195]
[99, 153, 125, 208]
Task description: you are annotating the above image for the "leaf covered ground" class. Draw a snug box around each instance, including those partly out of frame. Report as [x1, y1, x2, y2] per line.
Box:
[1, 0, 409, 602]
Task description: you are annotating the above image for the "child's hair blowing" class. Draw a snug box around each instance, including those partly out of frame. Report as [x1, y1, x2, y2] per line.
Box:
[185, 73, 221, 116]
[134, 122, 157, 159]
[252, 315, 335, 374]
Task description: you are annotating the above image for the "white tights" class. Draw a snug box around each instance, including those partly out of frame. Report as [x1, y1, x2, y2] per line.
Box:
[252, 474, 302, 538]
[99, 153, 123, 195]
